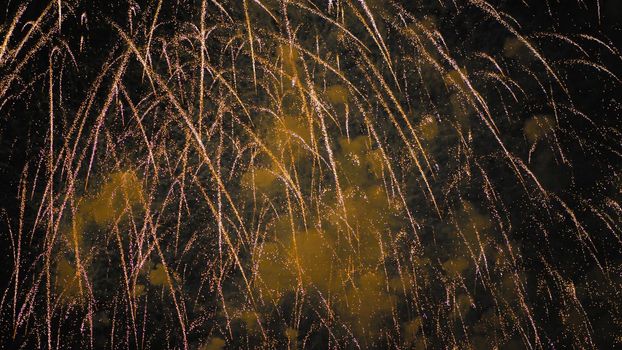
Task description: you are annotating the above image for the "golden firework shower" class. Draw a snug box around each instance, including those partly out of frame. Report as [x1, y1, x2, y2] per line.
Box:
[0, 0, 621, 349]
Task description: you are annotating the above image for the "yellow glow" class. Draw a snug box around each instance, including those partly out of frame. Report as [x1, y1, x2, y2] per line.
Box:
[418, 115, 439, 141]
[200, 337, 225, 350]
[55, 257, 81, 302]
[148, 263, 176, 287]
[524, 115, 554, 143]
[326, 84, 349, 105]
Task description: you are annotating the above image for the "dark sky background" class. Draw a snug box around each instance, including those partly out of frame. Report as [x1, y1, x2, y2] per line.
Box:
[1, 1, 621, 349]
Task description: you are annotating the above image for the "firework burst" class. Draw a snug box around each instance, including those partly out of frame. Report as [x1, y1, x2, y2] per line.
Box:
[0, 0, 621, 349]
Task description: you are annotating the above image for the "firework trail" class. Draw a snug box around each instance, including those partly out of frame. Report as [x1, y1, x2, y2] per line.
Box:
[0, 0, 621, 349]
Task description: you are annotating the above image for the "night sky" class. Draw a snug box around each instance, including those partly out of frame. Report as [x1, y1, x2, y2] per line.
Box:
[1, 1, 621, 349]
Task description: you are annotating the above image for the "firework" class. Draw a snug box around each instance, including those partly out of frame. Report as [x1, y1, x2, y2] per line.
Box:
[0, 0, 621, 349]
